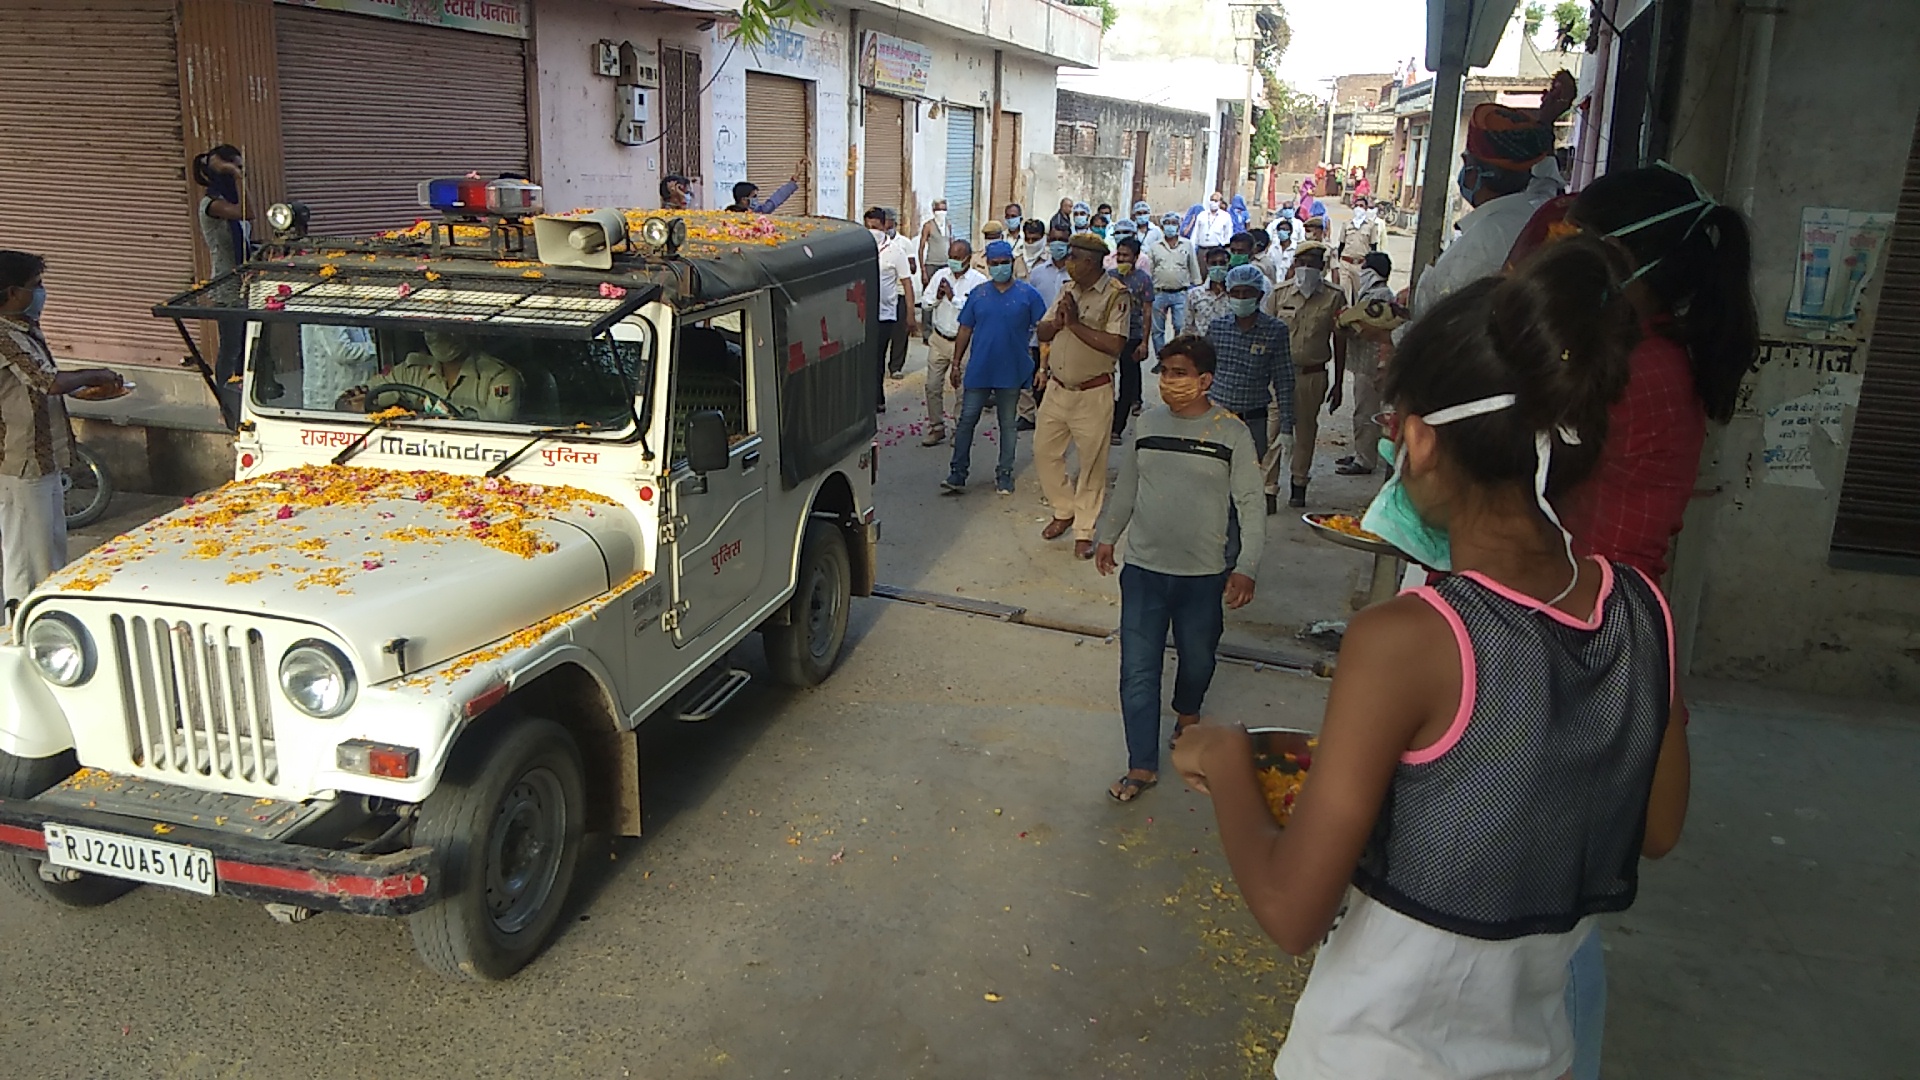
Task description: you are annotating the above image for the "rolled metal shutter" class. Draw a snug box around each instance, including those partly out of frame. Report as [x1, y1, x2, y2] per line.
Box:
[862, 92, 905, 220]
[745, 73, 812, 216]
[1833, 113, 1920, 561]
[0, 0, 194, 366]
[944, 107, 978, 242]
[276, 9, 529, 236]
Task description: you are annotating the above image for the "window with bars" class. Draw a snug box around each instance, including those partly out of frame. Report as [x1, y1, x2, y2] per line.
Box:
[660, 43, 703, 187]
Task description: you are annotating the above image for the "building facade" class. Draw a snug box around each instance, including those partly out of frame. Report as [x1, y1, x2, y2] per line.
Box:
[1044, 90, 1211, 218]
[0, 0, 1099, 377]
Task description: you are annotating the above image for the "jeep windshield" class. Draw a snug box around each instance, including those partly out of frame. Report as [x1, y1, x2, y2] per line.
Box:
[248, 322, 652, 434]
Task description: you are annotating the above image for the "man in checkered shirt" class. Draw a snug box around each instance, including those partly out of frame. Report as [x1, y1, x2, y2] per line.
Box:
[1202, 264, 1294, 517]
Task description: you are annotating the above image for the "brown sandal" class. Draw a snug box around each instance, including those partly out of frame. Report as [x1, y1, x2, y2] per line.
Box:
[1108, 775, 1157, 802]
[1041, 517, 1074, 541]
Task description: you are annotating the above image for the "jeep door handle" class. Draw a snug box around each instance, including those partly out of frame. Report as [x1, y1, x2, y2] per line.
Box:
[741, 450, 761, 472]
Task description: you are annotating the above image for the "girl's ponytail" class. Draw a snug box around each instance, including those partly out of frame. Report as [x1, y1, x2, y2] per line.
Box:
[1685, 204, 1758, 421]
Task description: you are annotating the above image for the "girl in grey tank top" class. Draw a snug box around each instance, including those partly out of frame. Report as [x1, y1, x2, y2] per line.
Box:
[1171, 235, 1692, 1079]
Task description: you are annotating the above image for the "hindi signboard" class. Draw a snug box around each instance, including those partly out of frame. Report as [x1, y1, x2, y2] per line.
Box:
[858, 31, 931, 97]
[274, 0, 529, 40]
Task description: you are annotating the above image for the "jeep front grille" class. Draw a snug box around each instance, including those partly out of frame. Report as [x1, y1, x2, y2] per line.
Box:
[110, 616, 279, 785]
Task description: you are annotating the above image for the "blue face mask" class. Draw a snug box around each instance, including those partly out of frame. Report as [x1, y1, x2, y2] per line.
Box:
[1072, 214, 1089, 228]
[1048, 240, 1070, 261]
[1005, 215, 1022, 233]
[1134, 214, 1150, 226]
[1456, 164, 1490, 206]
[21, 286, 46, 323]
[1361, 394, 1582, 598]
[989, 263, 1014, 283]
[1092, 225, 1107, 239]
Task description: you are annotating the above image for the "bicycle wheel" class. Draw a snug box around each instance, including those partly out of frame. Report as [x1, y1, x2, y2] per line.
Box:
[63, 444, 114, 529]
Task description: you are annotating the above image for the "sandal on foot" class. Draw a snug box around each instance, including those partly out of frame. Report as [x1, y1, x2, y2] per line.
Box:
[1041, 517, 1074, 541]
[1108, 775, 1157, 803]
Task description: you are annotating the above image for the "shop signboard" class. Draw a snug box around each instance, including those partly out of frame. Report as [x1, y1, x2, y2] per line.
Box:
[857, 31, 931, 98]
[274, 0, 529, 39]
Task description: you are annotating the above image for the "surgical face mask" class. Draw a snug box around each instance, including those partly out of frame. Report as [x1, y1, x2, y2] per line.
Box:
[1206, 265, 1229, 284]
[1294, 267, 1323, 297]
[1092, 225, 1107, 239]
[1208, 198, 1221, 210]
[1359, 393, 1582, 602]
[1162, 220, 1179, 234]
[1228, 253, 1251, 268]
[989, 263, 1014, 283]
[1134, 214, 1150, 226]
[1456, 163, 1492, 206]
[1048, 240, 1071, 261]
[934, 209, 949, 228]
[1005, 215, 1022, 233]
[870, 227, 888, 245]
[1072, 214, 1090, 228]
[1227, 296, 1259, 317]
[887, 226, 899, 239]
[20, 286, 46, 323]
[1276, 230, 1292, 244]
[1158, 372, 1206, 409]
[947, 258, 965, 274]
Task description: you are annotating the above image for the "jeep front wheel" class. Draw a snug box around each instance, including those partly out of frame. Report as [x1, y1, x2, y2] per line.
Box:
[764, 520, 851, 687]
[408, 717, 585, 981]
[0, 749, 138, 907]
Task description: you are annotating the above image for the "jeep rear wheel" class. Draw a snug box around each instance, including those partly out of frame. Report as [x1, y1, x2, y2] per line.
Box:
[0, 749, 138, 907]
[764, 521, 851, 687]
[408, 717, 585, 981]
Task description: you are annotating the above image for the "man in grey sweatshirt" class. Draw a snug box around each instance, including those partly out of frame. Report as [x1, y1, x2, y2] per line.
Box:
[1093, 334, 1265, 802]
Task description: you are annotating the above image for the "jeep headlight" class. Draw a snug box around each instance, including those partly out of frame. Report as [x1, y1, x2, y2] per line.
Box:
[25, 612, 94, 687]
[279, 640, 356, 718]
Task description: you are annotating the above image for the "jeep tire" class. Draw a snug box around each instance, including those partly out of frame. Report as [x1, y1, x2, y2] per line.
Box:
[409, 717, 585, 981]
[0, 749, 139, 907]
[764, 520, 851, 688]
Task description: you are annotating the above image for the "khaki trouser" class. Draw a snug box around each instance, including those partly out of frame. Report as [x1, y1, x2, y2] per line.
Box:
[0, 472, 68, 614]
[1264, 367, 1328, 491]
[925, 333, 959, 429]
[1034, 380, 1115, 541]
[1349, 342, 1384, 470]
[1260, 413, 1295, 498]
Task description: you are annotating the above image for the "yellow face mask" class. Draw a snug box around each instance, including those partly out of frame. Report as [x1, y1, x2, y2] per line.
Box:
[1158, 373, 1206, 410]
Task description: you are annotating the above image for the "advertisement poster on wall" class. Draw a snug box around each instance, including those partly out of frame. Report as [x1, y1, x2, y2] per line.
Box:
[858, 31, 932, 98]
[272, 0, 529, 39]
[1787, 206, 1895, 330]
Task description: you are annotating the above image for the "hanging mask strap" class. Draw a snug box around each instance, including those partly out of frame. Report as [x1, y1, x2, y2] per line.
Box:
[1423, 393, 1517, 426]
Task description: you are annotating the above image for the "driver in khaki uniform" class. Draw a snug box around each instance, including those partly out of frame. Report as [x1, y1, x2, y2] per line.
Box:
[349, 331, 522, 421]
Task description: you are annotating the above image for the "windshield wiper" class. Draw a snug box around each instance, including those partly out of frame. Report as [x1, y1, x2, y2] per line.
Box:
[332, 410, 424, 467]
[486, 421, 621, 479]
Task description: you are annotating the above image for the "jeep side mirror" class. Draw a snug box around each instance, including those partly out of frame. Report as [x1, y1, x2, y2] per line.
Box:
[684, 409, 730, 475]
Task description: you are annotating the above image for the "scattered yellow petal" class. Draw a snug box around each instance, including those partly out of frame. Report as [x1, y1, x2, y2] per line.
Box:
[982, 992, 1003, 1003]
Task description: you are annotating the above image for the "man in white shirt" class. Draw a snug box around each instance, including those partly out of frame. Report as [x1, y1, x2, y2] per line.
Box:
[1194, 191, 1235, 252]
[866, 207, 918, 403]
[1268, 218, 1297, 283]
[1148, 211, 1201, 354]
[920, 239, 989, 445]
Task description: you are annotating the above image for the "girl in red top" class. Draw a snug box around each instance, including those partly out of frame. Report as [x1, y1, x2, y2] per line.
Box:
[1557, 166, 1759, 579]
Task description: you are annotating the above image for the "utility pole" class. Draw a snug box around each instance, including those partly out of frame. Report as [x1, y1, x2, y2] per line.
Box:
[1322, 78, 1337, 169]
[1229, 2, 1262, 203]
[1409, 59, 1465, 296]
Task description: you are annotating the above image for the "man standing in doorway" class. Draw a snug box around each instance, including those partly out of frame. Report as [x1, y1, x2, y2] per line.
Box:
[919, 198, 951, 292]
[0, 250, 124, 614]
[1261, 241, 1345, 508]
[1202, 264, 1293, 517]
[1093, 335, 1263, 803]
[920, 240, 988, 446]
[941, 241, 1049, 496]
[866, 207, 917, 398]
[1034, 233, 1131, 559]
[1194, 191, 1234, 254]
[1149, 211, 1201, 355]
[1018, 223, 1072, 432]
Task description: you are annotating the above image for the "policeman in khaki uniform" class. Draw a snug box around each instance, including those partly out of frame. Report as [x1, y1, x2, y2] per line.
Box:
[1261, 241, 1345, 508]
[1034, 232, 1132, 558]
[357, 331, 523, 422]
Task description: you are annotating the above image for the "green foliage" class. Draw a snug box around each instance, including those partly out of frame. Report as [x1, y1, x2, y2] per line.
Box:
[1552, 0, 1589, 49]
[1250, 106, 1281, 167]
[1067, 0, 1120, 33]
[1523, 2, 1546, 39]
[727, 0, 825, 46]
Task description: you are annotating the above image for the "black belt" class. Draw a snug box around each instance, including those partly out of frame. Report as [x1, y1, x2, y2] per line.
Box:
[1156, 287, 1187, 293]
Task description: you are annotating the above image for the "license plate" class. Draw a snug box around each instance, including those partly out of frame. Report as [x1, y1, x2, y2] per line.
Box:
[42, 823, 217, 895]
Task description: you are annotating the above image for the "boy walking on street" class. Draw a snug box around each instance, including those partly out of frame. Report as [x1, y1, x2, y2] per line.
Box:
[941, 241, 1048, 495]
[1094, 335, 1264, 802]
[1262, 241, 1345, 508]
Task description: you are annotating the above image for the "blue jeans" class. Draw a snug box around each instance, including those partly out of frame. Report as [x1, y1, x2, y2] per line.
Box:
[1119, 564, 1228, 773]
[1150, 290, 1186, 354]
[1566, 926, 1606, 1080]
[947, 386, 1020, 488]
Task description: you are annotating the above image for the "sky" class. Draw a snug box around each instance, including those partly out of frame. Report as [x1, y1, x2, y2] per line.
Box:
[1097, 0, 1433, 95]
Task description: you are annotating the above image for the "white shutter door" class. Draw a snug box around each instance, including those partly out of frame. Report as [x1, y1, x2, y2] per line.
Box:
[943, 108, 978, 243]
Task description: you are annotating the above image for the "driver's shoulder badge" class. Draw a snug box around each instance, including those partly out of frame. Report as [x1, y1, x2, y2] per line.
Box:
[493, 384, 512, 398]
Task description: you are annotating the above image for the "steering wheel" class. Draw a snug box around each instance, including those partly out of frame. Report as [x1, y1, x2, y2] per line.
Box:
[365, 382, 465, 418]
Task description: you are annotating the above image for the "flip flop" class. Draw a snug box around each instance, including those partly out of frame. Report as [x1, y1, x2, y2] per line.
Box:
[1108, 775, 1157, 803]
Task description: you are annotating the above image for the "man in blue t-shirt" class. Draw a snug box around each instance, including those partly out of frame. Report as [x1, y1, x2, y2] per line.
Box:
[942, 240, 1049, 496]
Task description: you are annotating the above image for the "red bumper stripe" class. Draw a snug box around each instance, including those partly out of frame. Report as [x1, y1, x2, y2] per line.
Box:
[0, 822, 46, 852]
[214, 859, 429, 900]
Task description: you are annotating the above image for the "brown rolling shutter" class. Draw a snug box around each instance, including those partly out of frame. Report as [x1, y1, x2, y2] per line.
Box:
[991, 111, 1021, 215]
[276, 9, 529, 236]
[745, 72, 811, 216]
[1833, 113, 1920, 563]
[863, 92, 905, 219]
[0, 0, 194, 367]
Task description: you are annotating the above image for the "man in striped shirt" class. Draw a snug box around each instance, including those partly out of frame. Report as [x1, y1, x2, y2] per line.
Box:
[0, 250, 123, 613]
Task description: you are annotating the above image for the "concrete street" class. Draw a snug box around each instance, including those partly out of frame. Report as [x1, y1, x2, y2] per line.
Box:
[2, 254, 1914, 1077]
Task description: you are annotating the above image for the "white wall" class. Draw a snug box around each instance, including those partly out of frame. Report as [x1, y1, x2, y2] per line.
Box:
[706, 9, 851, 216]
[532, 0, 707, 210]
